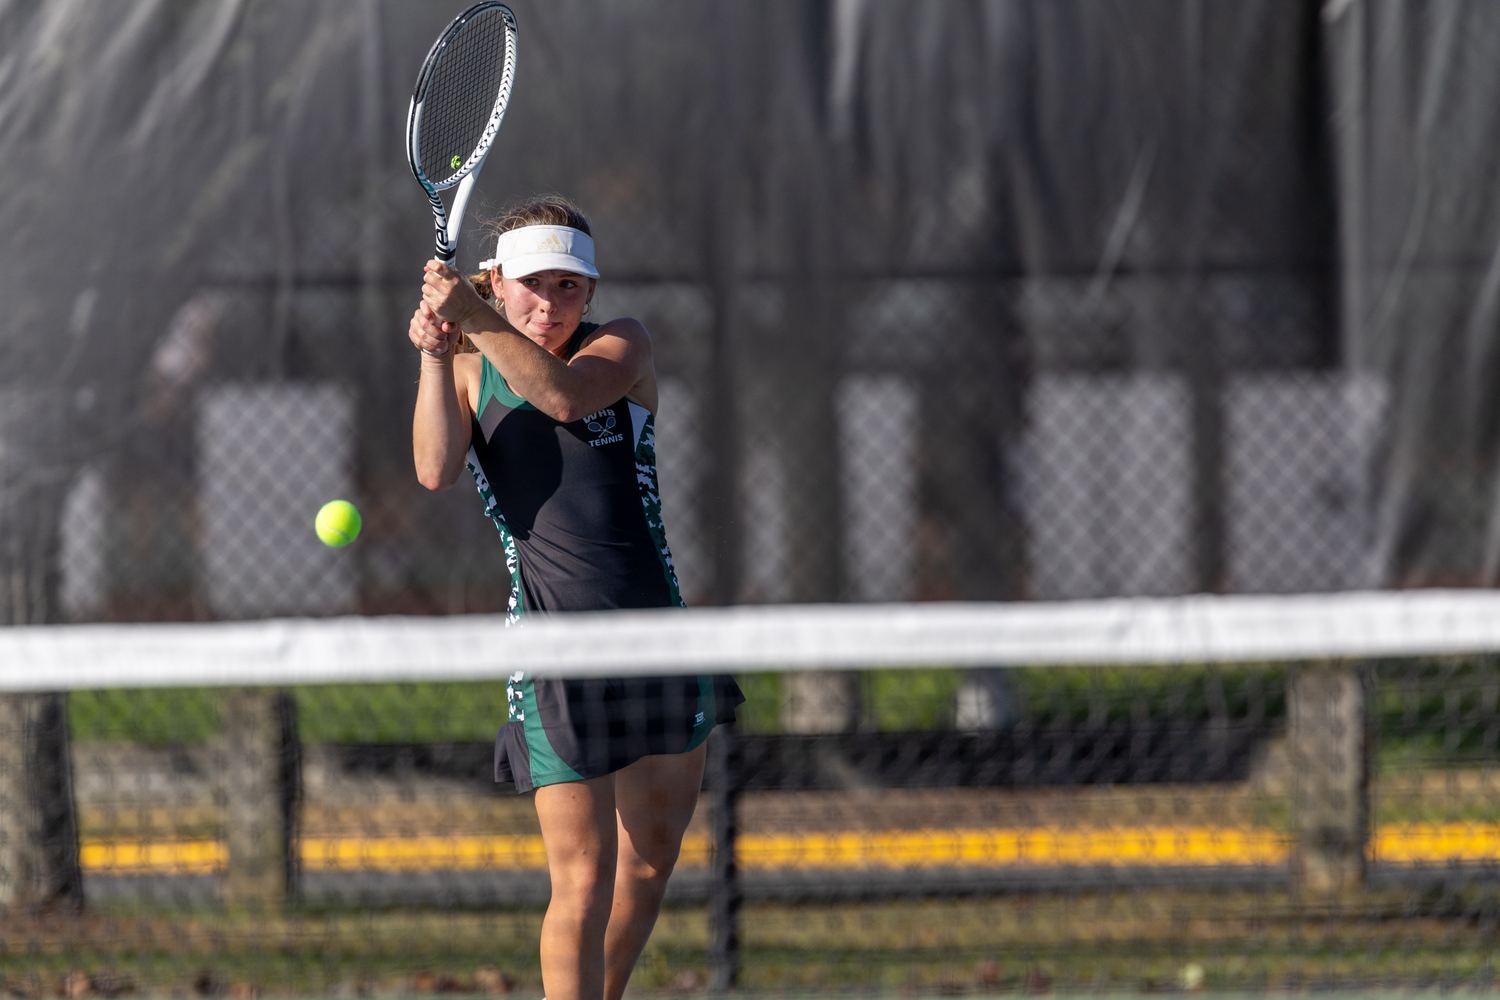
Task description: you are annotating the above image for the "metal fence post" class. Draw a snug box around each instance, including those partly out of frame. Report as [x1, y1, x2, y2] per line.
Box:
[276, 690, 302, 899]
[708, 725, 740, 992]
[219, 689, 299, 906]
[782, 671, 860, 733]
[1289, 663, 1368, 895]
[0, 693, 83, 911]
[0, 391, 82, 911]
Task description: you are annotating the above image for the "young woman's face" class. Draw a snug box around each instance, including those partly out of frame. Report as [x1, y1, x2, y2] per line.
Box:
[495, 268, 596, 354]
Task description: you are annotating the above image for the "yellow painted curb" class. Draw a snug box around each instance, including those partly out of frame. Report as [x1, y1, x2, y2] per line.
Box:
[303, 834, 549, 871]
[733, 826, 1287, 869]
[80, 839, 226, 876]
[78, 822, 1500, 876]
[1372, 822, 1500, 864]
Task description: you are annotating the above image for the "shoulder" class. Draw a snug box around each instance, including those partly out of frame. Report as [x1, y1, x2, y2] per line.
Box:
[580, 317, 650, 351]
[454, 351, 483, 411]
[454, 350, 485, 379]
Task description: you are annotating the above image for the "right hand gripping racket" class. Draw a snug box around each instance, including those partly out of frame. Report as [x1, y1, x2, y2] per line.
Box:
[406, 3, 518, 271]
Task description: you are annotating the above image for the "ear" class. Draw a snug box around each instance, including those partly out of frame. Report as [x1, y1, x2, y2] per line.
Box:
[585, 277, 597, 304]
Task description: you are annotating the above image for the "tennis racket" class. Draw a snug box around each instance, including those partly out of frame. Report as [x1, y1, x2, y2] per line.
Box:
[406, 2, 518, 271]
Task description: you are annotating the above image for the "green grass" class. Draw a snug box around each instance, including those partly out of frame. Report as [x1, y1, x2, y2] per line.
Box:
[64, 657, 1500, 762]
[69, 682, 513, 746]
[1015, 664, 1289, 727]
[733, 672, 781, 733]
[294, 683, 510, 742]
[56, 665, 1308, 746]
[865, 667, 965, 729]
[65, 670, 965, 745]
[725, 669, 967, 733]
[71, 687, 225, 744]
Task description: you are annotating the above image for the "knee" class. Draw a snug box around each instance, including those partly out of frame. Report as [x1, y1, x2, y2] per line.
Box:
[619, 841, 681, 889]
[551, 854, 616, 909]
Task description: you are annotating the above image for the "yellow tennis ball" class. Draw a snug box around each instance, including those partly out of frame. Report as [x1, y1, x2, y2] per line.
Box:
[315, 500, 362, 547]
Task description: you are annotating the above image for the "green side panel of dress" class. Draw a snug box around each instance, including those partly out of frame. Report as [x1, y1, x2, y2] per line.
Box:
[632, 410, 686, 608]
[463, 443, 525, 625]
[497, 520, 525, 624]
[519, 675, 584, 785]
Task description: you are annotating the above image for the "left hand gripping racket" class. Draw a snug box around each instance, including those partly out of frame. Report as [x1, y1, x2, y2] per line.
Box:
[406, 3, 518, 271]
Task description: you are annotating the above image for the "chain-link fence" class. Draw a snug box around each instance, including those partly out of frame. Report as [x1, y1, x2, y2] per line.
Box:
[6, 0, 1500, 993]
[7, 0, 1477, 622]
[58, 273, 1384, 619]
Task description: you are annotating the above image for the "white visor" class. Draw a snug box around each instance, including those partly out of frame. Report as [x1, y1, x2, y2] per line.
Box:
[477, 225, 600, 280]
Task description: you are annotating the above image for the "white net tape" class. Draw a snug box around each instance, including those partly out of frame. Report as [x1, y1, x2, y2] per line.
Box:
[8, 589, 1500, 690]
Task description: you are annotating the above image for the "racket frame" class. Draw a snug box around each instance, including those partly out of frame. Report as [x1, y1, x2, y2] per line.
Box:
[406, 2, 518, 269]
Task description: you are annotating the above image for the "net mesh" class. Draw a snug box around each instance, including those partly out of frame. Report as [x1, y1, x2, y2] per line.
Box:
[415, 5, 513, 188]
[3, 645, 1498, 993]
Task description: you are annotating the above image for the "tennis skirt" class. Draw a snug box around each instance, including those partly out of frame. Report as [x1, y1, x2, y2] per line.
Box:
[494, 673, 744, 792]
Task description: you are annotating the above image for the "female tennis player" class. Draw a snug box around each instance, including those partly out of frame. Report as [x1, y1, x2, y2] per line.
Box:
[409, 198, 742, 1000]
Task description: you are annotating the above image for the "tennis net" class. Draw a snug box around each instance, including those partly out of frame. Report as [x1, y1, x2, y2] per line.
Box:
[2, 594, 1500, 993]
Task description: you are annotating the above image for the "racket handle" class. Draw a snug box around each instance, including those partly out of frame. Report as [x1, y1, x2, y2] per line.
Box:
[437, 174, 478, 272]
[429, 173, 473, 270]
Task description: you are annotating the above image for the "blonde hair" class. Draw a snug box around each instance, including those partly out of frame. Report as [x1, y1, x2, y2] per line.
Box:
[453, 197, 593, 354]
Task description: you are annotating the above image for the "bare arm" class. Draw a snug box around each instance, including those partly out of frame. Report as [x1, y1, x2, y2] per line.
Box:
[419, 262, 653, 422]
[410, 305, 480, 490]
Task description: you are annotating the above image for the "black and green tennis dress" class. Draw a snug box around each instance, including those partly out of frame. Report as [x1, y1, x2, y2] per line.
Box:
[466, 322, 743, 792]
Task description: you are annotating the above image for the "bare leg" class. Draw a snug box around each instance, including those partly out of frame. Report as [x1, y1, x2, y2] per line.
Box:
[603, 743, 708, 1000]
[534, 775, 618, 1000]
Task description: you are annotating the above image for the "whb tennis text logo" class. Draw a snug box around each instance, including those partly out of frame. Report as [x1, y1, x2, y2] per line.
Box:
[585, 408, 623, 447]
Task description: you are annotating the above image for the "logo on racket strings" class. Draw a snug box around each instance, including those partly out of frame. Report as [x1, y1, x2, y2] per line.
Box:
[450, 154, 462, 170]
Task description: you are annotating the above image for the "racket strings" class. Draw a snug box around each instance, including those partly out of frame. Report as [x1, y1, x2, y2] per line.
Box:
[418, 9, 512, 188]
